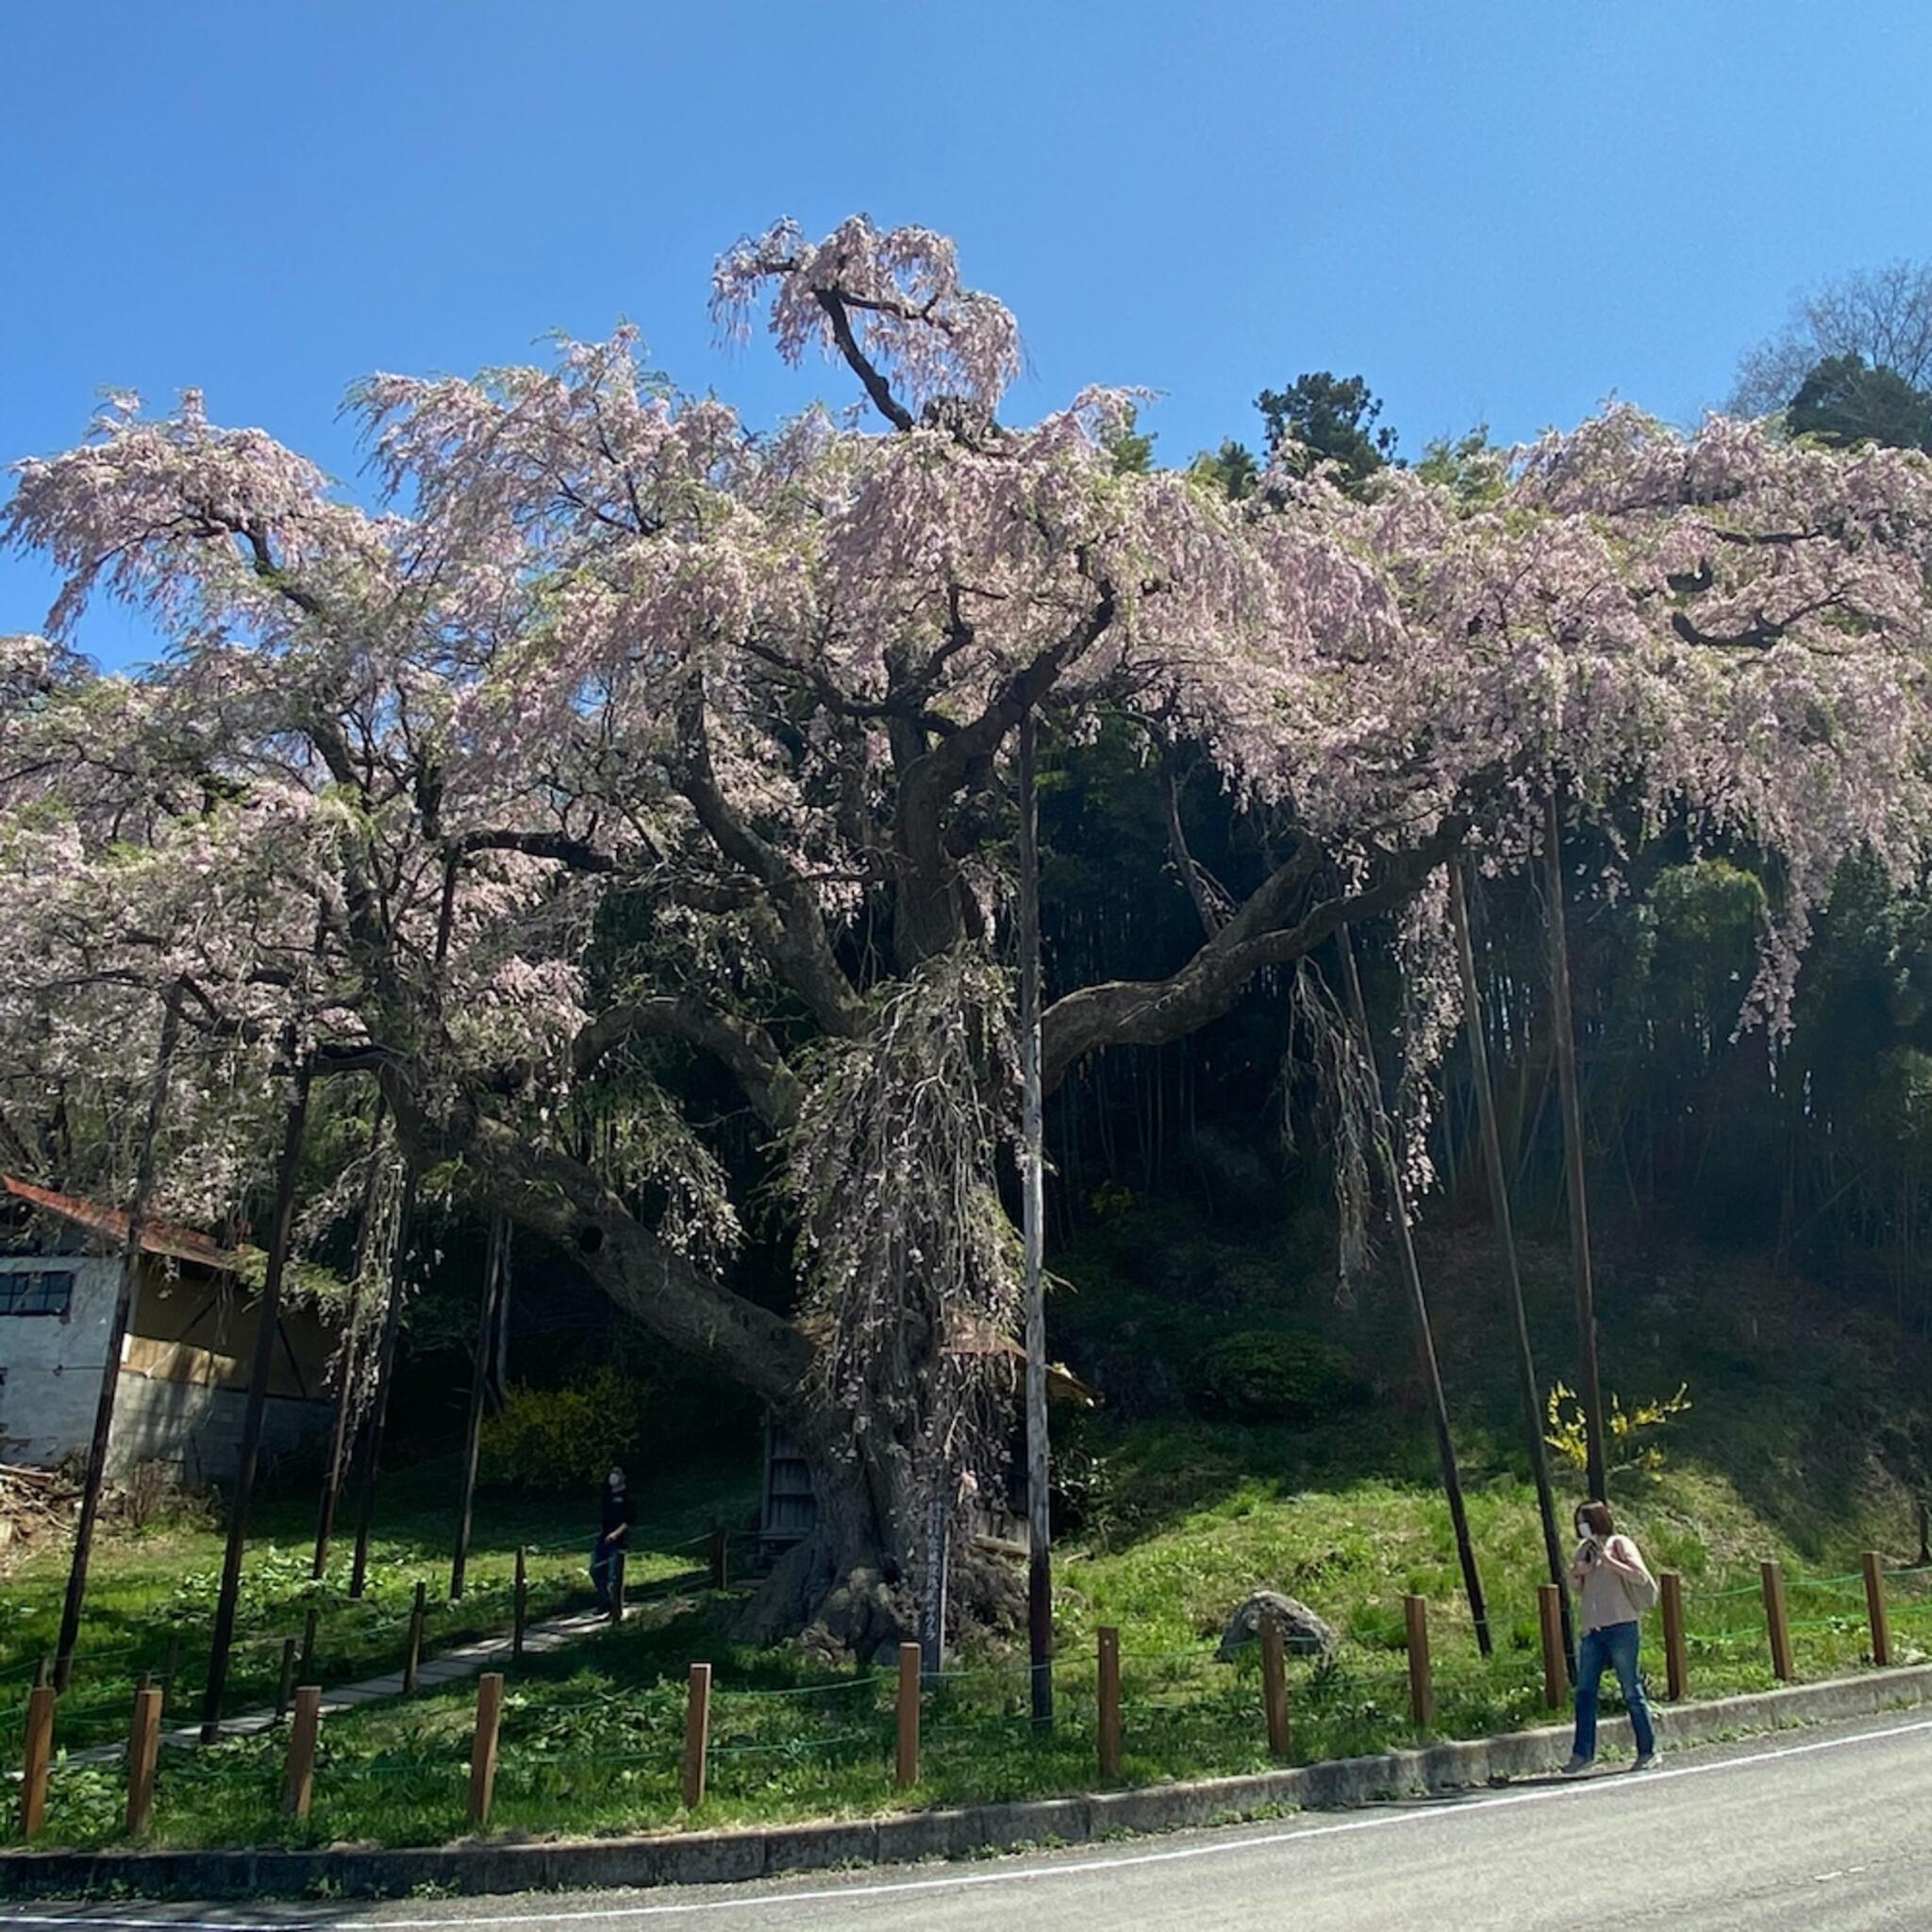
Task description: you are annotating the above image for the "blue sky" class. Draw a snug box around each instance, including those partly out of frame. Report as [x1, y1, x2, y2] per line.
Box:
[5, 1, 1928, 666]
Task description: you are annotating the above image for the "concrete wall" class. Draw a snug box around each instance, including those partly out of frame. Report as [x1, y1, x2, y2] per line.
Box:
[108, 1374, 326, 1487]
[0, 1253, 331, 1483]
[0, 1254, 122, 1466]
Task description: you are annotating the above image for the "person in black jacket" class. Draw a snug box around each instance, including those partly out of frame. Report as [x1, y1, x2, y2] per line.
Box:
[591, 1465, 634, 1611]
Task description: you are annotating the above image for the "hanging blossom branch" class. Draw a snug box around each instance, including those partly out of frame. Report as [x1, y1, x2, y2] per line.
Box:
[1286, 958, 1380, 1296]
[786, 946, 1021, 1489]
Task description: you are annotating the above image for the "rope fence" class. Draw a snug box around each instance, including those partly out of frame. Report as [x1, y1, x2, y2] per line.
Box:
[8, 1547, 1930, 1848]
[0, 1528, 732, 1751]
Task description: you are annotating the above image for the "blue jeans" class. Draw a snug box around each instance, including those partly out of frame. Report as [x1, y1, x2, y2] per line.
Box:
[1573, 1619, 1656, 1760]
[590, 1538, 624, 1607]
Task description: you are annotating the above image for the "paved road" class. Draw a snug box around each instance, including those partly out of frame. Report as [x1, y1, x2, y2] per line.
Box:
[6, 1709, 1929, 1931]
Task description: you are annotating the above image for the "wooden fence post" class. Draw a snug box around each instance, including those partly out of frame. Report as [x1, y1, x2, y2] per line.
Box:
[281, 1685, 321, 1818]
[894, 1642, 922, 1790]
[1404, 1594, 1433, 1731]
[681, 1663, 711, 1810]
[1760, 1560, 1794, 1682]
[404, 1581, 426, 1694]
[609, 1551, 626, 1625]
[512, 1546, 527, 1665]
[1862, 1551, 1891, 1668]
[19, 1685, 55, 1840]
[1259, 1615, 1291, 1757]
[1096, 1626, 1123, 1782]
[125, 1685, 162, 1835]
[1660, 1571, 1688, 1702]
[1534, 1586, 1565, 1709]
[298, 1607, 320, 1684]
[468, 1672, 504, 1826]
[275, 1637, 297, 1723]
[128, 1669, 150, 1742]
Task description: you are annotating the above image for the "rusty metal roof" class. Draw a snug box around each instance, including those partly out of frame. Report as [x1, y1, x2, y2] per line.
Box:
[1, 1176, 242, 1273]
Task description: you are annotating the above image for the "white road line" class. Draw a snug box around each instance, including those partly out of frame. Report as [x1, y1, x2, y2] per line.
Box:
[8, 1712, 1931, 1932]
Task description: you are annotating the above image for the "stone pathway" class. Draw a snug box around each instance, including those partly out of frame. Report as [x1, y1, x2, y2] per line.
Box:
[70, 1606, 617, 1764]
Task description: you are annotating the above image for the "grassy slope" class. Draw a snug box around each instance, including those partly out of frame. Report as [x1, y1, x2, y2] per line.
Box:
[0, 1456, 757, 1750]
[7, 1216, 1931, 1852]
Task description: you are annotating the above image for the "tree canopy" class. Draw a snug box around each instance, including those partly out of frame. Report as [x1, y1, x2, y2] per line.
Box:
[8, 215, 1932, 1646]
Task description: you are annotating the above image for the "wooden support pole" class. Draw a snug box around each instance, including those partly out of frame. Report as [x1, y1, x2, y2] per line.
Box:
[1340, 925, 1492, 1657]
[1259, 1615, 1291, 1758]
[311, 1090, 388, 1582]
[281, 1686, 321, 1818]
[894, 1642, 922, 1790]
[125, 1686, 162, 1835]
[1919, 1498, 1930, 1568]
[681, 1663, 711, 1810]
[512, 1546, 528, 1665]
[450, 1214, 507, 1601]
[55, 999, 182, 1693]
[1538, 1585, 1567, 1710]
[201, 1050, 314, 1742]
[1761, 1560, 1794, 1682]
[1451, 865, 1575, 1674]
[1543, 794, 1608, 1503]
[1018, 705, 1054, 1726]
[350, 1163, 421, 1600]
[19, 1685, 55, 1840]
[404, 1580, 426, 1693]
[1096, 1627, 1123, 1783]
[275, 1637, 297, 1723]
[468, 1672, 504, 1826]
[1660, 1571, 1689, 1702]
[1404, 1594, 1433, 1732]
[298, 1607, 320, 1684]
[609, 1551, 625, 1625]
[1863, 1551, 1891, 1667]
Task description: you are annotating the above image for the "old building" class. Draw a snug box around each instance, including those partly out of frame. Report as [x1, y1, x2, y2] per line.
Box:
[0, 1176, 341, 1486]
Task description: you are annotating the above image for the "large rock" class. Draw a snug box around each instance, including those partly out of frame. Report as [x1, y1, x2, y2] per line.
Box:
[1216, 1591, 1335, 1662]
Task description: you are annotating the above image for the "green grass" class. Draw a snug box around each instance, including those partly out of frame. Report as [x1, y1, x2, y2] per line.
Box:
[0, 1455, 758, 1755]
[7, 1219, 1929, 1853]
[7, 1424, 1929, 1854]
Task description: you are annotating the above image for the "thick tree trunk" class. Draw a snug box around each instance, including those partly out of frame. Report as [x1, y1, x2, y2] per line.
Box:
[733, 1403, 1024, 1658]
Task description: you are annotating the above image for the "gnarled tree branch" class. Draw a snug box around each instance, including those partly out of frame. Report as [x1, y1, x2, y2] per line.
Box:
[574, 995, 803, 1133]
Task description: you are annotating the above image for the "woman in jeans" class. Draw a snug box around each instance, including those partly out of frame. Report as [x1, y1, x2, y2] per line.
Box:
[1564, 1498, 1660, 1774]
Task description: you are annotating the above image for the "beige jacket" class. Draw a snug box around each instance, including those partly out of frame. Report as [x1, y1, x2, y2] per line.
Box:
[1574, 1534, 1653, 1633]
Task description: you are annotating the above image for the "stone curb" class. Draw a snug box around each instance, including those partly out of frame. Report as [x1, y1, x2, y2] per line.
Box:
[4, 1663, 1927, 1902]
